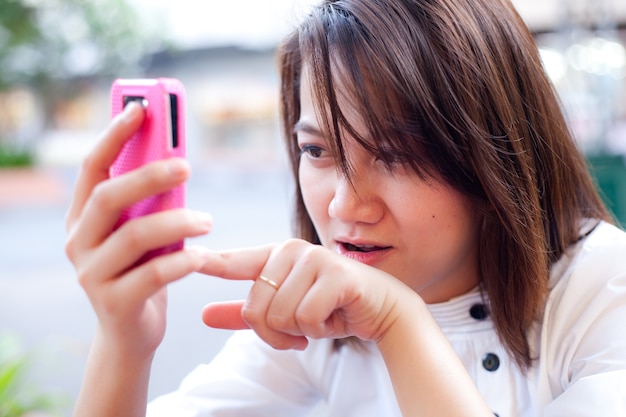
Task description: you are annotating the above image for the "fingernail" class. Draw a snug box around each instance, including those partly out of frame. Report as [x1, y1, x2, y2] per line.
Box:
[120, 101, 142, 123]
[194, 211, 213, 227]
[166, 158, 188, 178]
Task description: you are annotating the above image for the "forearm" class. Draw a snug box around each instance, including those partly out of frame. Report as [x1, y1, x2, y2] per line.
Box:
[376, 294, 492, 417]
[72, 329, 154, 417]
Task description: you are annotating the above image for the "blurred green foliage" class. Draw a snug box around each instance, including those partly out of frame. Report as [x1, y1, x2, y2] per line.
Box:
[0, 147, 33, 168]
[0, 0, 170, 167]
[0, 1, 39, 90]
[0, 333, 65, 417]
[0, 0, 167, 88]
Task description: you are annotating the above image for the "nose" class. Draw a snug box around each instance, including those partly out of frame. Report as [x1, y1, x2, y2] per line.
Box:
[328, 173, 384, 225]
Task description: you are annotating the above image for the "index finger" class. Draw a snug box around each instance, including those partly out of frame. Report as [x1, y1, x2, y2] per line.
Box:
[65, 102, 145, 230]
[198, 243, 276, 281]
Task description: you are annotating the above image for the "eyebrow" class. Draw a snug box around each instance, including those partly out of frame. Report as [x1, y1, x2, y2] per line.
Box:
[293, 120, 323, 137]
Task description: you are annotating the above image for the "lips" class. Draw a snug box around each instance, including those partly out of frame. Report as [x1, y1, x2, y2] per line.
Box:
[336, 240, 392, 265]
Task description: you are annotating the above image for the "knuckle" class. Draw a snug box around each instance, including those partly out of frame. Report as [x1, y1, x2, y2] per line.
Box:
[240, 303, 263, 328]
[280, 238, 306, 252]
[90, 182, 115, 212]
[75, 266, 93, 289]
[241, 305, 299, 351]
[297, 244, 323, 270]
[143, 261, 168, 288]
[80, 151, 100, 174]
[296, 312, 325, 339]
[120, 221, 144, 248]
[295, 308, 315, 329]
[185, 248, 205, 271]
[267, 312, 290, 330]
[272, 238, 312, 261]
[64, 234, 78, 262]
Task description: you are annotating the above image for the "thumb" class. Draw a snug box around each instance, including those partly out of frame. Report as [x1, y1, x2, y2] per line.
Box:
[202, 300, 249, 330]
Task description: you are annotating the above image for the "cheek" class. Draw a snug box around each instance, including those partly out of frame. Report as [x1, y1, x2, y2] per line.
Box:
[424, 193, 480, 261]
[298, 165, 333, 230]
[398, 185, 479, 255]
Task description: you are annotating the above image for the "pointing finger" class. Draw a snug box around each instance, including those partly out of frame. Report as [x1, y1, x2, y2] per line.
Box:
[198, 243, 276, 281]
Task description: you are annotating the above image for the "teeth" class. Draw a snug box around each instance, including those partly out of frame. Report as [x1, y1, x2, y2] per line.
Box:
[345, 243, 378, 252]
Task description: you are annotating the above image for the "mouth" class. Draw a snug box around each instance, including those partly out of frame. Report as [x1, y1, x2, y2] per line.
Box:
[336, 239, 393, 265]
[341, 242, 391, 253]
[336, 240, 392, 265]
[335, 240, 394, 268]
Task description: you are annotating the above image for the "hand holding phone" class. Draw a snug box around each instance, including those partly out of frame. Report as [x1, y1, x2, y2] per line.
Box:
[110, 78, 186, 264]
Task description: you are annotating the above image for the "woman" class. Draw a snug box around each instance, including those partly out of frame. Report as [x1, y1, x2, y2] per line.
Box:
[67, 0, 626, 415]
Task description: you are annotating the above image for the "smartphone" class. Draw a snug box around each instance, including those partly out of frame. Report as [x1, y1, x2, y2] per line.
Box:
[109, 78, 186, 264]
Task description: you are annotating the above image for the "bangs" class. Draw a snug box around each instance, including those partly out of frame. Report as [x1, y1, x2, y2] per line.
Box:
[290, 0, 490, 201]
[298, 1, 437, 179]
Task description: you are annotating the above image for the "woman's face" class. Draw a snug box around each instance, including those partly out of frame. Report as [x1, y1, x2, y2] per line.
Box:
[295, 67, 481, 303]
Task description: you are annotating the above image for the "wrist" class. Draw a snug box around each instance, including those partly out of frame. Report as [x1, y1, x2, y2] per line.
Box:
[375, 292, 492, 416]
[92, 325, 157, 367]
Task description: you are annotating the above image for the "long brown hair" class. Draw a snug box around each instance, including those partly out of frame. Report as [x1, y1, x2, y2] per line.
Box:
[277, 0, 610, 370]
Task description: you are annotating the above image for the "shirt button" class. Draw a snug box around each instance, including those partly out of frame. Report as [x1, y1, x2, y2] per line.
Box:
[469, 303, 489, 320]
[482, 353, 500, 371]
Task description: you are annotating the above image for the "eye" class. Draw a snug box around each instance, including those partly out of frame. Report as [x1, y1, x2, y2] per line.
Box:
[298, 143, 334, 169]
[300, 144, 326, 159]
[376, 149, 408, 166]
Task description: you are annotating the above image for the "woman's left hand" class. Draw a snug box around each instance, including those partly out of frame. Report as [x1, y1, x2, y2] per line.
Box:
[199, 238, 411, 350]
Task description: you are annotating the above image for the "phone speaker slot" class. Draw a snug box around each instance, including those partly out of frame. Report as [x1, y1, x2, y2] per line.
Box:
[169, 93, 179, 148]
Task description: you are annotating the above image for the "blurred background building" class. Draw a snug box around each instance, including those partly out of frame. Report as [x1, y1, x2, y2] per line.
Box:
[0, 0, 625, 415]
[0, 0, 625, 217]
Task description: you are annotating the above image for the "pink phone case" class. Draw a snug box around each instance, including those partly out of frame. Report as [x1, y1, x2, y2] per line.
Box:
[110, 78, 186, 264]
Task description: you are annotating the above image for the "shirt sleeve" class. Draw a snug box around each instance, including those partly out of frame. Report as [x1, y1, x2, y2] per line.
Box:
[147, 330, 326, 417]
[541, 223, 626, 415]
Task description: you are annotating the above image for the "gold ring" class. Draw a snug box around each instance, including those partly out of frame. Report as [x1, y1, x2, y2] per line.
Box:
[257, 275, 280, 290]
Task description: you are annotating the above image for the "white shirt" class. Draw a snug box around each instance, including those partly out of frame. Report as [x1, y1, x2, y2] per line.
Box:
[148, 221, 626, 416]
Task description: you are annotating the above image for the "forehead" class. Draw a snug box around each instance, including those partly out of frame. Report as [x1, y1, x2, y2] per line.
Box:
[297, 61, 371, 141]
